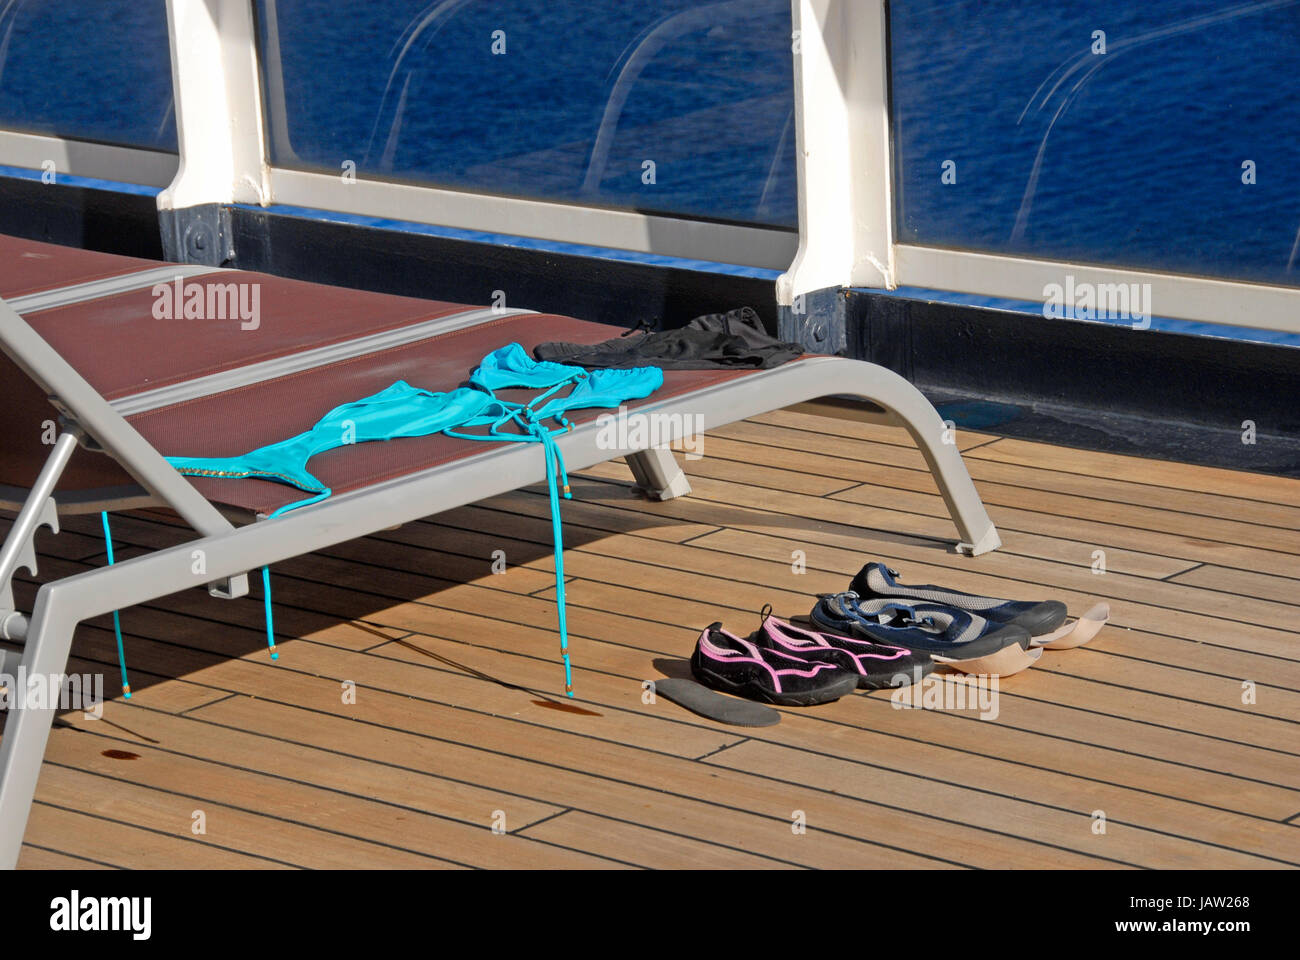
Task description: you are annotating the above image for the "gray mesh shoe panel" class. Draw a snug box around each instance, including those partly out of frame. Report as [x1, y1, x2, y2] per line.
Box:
[867, 567, 1004, 611]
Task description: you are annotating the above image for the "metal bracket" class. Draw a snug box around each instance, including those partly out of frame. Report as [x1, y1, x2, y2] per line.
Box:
[159, 203, 235, 267]
[955, 524, 1002, 557]
[0, 496, 57, 618]
[626, 448, 692, 501]
[778, 285, 848, 355]
[45, 404, 249, 602]
[208, 573, 250, 600]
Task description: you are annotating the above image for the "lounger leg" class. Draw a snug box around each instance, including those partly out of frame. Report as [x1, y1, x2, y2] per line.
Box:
[843, 368, 1000, 556]
[0, 591, 78, 869]
[626, 448, 692, 501]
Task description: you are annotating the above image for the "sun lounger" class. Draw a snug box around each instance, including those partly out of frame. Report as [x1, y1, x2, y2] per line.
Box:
[0, 233, 999, 866]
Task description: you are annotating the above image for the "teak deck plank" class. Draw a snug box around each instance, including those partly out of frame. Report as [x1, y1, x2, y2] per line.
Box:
[5, 410, 1297, 869]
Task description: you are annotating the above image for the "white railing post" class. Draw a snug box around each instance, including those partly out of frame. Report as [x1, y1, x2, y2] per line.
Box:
[157, 0, 270, 263]
[777, 0, 894, 352]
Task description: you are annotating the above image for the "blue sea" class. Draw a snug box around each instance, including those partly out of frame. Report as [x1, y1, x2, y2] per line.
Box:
[0, 0, 1296, 344]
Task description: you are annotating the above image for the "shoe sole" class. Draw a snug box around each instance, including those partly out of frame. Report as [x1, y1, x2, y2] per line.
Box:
[654, 677, 782, 727]
[691, 663, 860, 707]
[932, 642, 1043, 677]
[856, 657, 936, 690]
[1030, 601, 1111, 649]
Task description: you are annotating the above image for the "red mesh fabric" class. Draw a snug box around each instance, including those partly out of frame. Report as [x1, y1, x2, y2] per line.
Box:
[25, 272, 474, 400]
[0, 234, 158, 298]
[0, 356, 138, 493]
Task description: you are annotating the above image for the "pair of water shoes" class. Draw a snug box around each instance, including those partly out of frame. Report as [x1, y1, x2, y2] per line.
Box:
[691, 562, 1109, 706]
[691, 606, 934, 707]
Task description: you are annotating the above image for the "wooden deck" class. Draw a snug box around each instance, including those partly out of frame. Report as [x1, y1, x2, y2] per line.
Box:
[6, 406, 1300, 869]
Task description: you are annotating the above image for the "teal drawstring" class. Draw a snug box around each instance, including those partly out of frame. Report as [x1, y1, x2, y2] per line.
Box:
[98, 516, 278, 696]
[444, 406, 576, 696]
[261, 565, 278, 660]
[534, 420, 574, 696]
[100, 512, 131, 699]
[524, 378, 574, 411]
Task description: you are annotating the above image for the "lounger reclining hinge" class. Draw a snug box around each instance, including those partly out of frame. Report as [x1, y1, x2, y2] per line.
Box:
[0, 432, 73, 641]
[0, 494, 57, 640]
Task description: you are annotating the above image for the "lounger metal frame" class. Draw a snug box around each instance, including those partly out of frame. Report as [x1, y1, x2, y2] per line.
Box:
[0, 292, 999, 868]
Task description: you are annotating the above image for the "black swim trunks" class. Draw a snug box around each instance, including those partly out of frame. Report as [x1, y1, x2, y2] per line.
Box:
[533, 307, 804, 370]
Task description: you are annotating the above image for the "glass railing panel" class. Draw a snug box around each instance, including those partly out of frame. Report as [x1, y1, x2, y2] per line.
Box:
[256, 0, 796, 226]
[0, 0, 175, 151]
[890, 0, 1300, 287]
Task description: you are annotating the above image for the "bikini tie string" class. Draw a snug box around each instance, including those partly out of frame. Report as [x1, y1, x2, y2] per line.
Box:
[447, 406, 576, 696]
[527, 418, 574, 696]
[261, 565, 278, 660]
[100, 512, 131, 699]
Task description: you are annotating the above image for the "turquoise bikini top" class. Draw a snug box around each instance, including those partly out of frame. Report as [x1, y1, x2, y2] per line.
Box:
[166, 343, 664, 695]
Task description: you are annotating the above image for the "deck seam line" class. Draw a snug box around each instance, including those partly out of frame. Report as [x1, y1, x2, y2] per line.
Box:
[362, 630, 417, 652]
[30, 798, 304, 869]
[699, 429, 1300, 531]
[676, 526, 726, 545]
[461, 566, 1300, 661]
[42, 758, 473, 868]
[561, 461, 1300, 558]
[952, 437, 1004, 452]
[18, 841, 122, 870]
[510, 807, 573, 834]
[736, 415, 1300, 509]
[696, 738, 749, 761]
[48, 727, 622, 870]
[441, 508, 1300, 618]
[177, 691, 239, 716]
[1164, 561, 1207, 581]
[818, 488, 1300, 558]
[502, 482, 1300, 588]
[511, 807, 809, 868]
[822, 480, 868, 497]
[1027, 663, 1300, 728]
[695, 755, 1296, 868]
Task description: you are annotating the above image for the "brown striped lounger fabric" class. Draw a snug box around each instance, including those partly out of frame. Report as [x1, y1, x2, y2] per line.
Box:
[0, 233, 1000, 866]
